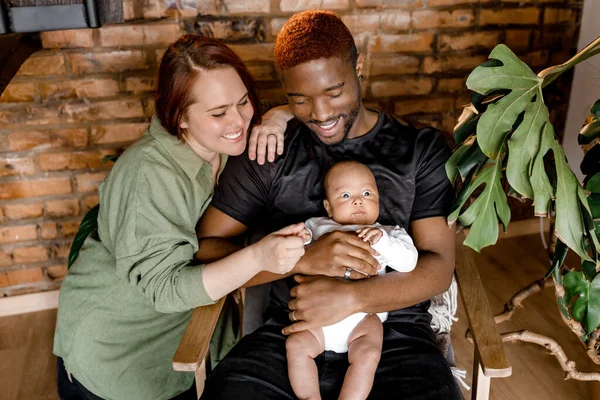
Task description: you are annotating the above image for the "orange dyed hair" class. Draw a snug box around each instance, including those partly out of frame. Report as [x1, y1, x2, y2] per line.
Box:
[274, 10, 358, 72]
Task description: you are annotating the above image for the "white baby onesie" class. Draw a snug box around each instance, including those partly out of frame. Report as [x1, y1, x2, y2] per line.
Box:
[303, 217, 418, 353]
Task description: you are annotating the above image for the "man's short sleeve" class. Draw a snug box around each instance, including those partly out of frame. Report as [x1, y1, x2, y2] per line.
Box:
[212, 151, 271, 227]
[410, 129, 455, 222]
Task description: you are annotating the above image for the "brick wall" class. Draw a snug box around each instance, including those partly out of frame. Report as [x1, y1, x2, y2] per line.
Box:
[0, 0, 583, 297]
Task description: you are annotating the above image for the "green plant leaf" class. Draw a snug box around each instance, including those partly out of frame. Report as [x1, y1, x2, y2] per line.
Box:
[456, 140, 488, 181]
[582, 260, 598, 281]
[553, 138, 593, 262]
[545, 239, 568, 280]
[593, 99, 600, 118]
[446, 143, 470, 184]
[579, 120, 600, 145]
[587, 193, 600, 219]
[467, 45, 542, 159]
[450, 152, 510, 252]
[587, 173, 600, 194]
[453, 105, 479, 145]
[530, 123, 554, 216]
[506, 98, 549, 199]
[563, 271, 600, 333]
[67, 205, 99, 268]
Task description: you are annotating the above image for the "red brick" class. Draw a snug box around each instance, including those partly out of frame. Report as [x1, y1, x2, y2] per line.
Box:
[247, 64, 277, 82]
[0, 178, 72, 200]
[0, 225, 38, 244]
[3, 203, 43, 220]
[45, 199, 80, 217]
[98, 23, 181, 47]
[13, 246, 49, 263]
[0, 82, 37, 103]
[428, 0, 491, 5]
[46, 264, 68, 280]
[0, 272, 8, 287]
[7, 129, 88, 151]
[68, 51, 150, 74]
[271, 18, 288, 36]
[41, 29, 94, 48]
[412, 9, 475, 29]
[0, 251, 12, 267]
[156, 49, 167, 63]
[439, 31, 500, 52]
[436, 78, 468, 94]
[504, 30, 531, 51]
[91, 123, 147, 145]
[423, 55, 487, 74]
[0, 157, 36, 177]
[76, 172, 109, 193]
[229, 44, 275, 62]
[40, 222, 58, 240]
[356, 0, 421, 8]
[544, 8, 575, 25]
[84, 195, 99, 210]
[442, 116, 458, 135]
[223, 0, 270, 13]
[280, 0, 348, 12]
[520, 50, 549, 69]
[40, 79, 120, 101]
[61, 99, 145, 123]
[51, 243, 72, 259]
[125, 76, 157, 94]
[370, 78, 434, 97]
[39, 150, 116, 171]
[61, 220, 81, 237]
[368, 34, 434, 53]
[342, 14, 382, 33]
[380, 11, 411, 31]
[394, 98, 455, 116]
[16, 54, 66, 76]
[480, 8, 539, 26]
[6, 268, 44, 284]
[144, 97, 156, 117]
[368, 55, 420, 76]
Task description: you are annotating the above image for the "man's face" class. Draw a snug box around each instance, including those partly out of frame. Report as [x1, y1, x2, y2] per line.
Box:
[280, 57, 362, 145]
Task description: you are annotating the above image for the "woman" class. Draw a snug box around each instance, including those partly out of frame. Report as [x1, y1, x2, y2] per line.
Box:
[53, 35, 303, 400]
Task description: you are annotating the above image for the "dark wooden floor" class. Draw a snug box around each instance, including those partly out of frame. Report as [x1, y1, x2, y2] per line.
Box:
[0, 233, 596, 399]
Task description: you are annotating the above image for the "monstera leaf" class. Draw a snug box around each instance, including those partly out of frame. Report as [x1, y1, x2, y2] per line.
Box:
[67, 204, 99, 268]
[564, 271, 600, 333]
[466, 45, 542, 160]
[448, 151, 510, 252]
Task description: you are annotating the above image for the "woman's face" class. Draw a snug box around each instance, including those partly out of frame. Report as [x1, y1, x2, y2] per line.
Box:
[180, 67, 254, 158]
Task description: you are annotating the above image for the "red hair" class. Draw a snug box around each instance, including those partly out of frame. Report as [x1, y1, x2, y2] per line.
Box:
[155, 35, 261, 140]
[274, 10, 358, 72]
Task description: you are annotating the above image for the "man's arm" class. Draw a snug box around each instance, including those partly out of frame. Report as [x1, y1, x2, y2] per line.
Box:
[196, 206, 380, 287]
[283, 216, 455, 334]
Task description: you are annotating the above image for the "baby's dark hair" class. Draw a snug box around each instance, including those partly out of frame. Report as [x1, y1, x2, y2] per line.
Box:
[323, 161, 375, 195]
[274, 10, 358, 73]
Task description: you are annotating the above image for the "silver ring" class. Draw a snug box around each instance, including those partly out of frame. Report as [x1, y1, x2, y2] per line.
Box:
[291, 310, 297, 321]
[344, 267, 352, 280]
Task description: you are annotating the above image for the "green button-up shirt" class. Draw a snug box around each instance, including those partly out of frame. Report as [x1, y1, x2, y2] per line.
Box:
[54, 116, 227, 400]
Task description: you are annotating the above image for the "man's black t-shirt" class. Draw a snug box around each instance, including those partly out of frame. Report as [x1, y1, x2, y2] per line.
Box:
[212, 111, 455, 322]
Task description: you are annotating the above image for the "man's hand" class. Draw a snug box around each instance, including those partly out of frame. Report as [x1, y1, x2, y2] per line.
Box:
[296, 230, 379, 279]
[283, 275, 358, 335]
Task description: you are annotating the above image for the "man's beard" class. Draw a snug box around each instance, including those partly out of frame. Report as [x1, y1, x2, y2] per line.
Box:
[303, 96, 362, 146]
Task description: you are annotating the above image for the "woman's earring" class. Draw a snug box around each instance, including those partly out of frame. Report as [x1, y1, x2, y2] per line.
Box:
[359, 74, 364, 81]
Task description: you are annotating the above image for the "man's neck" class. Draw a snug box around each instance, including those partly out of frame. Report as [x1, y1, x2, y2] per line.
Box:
[346, 106, 379, 140]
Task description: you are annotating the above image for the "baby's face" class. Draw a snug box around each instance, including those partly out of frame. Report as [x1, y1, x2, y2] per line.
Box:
[324, 164, 379, 225]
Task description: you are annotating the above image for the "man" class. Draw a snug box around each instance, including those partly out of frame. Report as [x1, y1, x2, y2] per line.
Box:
[199, 10, 460, 399]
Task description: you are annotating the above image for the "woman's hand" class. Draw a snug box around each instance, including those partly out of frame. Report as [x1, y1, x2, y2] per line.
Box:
[248, 105, 293, 164]
[296, 230, 379, 280]
[251, 223, 306, 274]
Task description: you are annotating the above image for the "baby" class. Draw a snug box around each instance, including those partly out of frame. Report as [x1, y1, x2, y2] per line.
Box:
[286, 160, 418, 400]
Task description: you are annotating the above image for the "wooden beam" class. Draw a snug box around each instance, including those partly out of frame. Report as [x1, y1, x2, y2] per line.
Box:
[0, 290, 59, 317]
[0, 33, 41, 96]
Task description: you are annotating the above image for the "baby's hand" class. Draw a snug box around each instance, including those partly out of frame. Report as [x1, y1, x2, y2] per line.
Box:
[357, 227, 383, 246]
[298, 227, 312, 244]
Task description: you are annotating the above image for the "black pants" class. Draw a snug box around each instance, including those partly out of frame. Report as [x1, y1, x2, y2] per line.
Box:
[56, 357, 197, 400]
[201, 316, 461, 400]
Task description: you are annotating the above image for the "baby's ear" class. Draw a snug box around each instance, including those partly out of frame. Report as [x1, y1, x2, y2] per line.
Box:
[323, 200, 333, 217]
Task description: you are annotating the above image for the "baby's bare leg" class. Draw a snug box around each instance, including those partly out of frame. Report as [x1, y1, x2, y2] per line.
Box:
[339, 314, 383, 400]
[286, 328, 325, 400]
